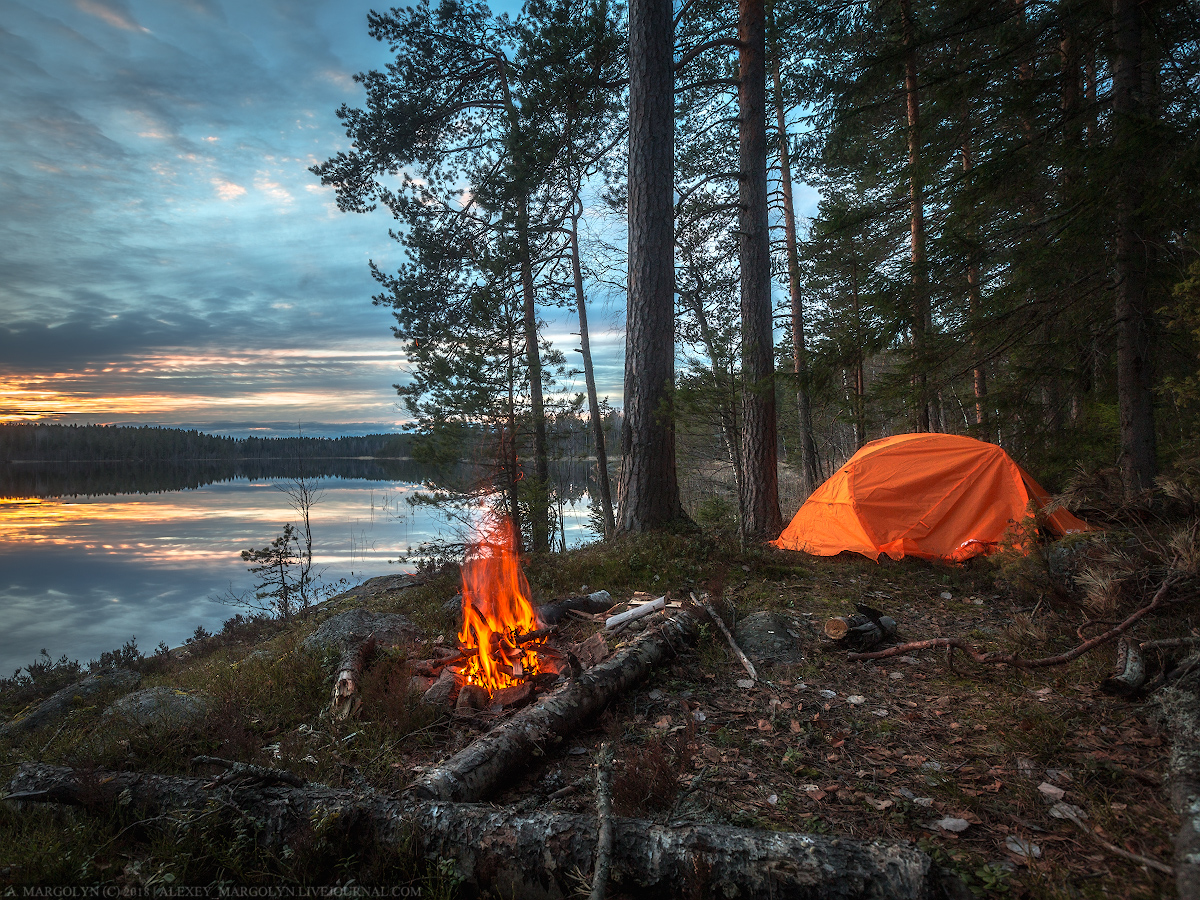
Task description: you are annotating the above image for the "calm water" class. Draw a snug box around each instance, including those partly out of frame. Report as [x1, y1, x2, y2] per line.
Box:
[0, 467, 598, 676]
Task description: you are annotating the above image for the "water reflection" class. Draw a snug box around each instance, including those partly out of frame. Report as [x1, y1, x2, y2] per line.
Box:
[0, 466, 600, 676]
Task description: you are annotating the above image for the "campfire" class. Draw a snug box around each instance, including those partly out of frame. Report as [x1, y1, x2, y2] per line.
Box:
[456, 514, 550, 696]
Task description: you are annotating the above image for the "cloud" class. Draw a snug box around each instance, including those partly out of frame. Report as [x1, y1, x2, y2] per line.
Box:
[74, 0, 150, 33]
[212, 178, 247, 200]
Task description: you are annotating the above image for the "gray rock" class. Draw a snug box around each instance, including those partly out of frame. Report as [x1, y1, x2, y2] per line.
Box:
[734, 610, 810, 666]
[103, 686, 211, 731]
[301, 609, 418, 654]
[0, 669, 141, 738]
[361, 573, 424, 594]
[422, 668, 460, 706]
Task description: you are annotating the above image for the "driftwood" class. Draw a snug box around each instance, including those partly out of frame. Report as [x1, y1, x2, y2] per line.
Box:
[5, 762, 940, 900]
[848, 577, 1177, 668]
[700, 598, 758, 681]
[408, 607, 701, 802]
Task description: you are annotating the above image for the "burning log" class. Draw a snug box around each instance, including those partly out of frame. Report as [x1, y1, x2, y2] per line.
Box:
[408, 607, 701, 802]
[6, 761, 941, 900]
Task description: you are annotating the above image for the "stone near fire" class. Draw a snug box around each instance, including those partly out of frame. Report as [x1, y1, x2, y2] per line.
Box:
[456, 684, 490, 713]
[422, 668, 461, 706]
[572, 632, 609, 670]
[490, 682, 533, 710]
[409, 675, 436, 695]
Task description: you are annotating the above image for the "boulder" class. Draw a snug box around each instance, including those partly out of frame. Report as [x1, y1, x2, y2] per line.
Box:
[733, 611, 810, 667]
[103, 686, 211, 732]
[301, 609, 418, 655]
[0, 670, 141, 738]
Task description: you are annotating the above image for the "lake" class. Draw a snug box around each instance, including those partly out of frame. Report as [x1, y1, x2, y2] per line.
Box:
[0, 461, 600, 676]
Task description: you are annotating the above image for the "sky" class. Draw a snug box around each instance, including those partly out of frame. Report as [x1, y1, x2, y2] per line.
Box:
[0, 0, 810, 440]
[0, 0, 625, 438]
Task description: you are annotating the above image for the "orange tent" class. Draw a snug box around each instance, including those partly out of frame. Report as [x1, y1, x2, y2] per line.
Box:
[771, 433, 1089, 562]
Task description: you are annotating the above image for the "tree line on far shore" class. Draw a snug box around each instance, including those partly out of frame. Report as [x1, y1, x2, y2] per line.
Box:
[0, 424, 414, 464]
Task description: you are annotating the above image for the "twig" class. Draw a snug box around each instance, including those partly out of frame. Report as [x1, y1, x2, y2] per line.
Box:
[589, 742, 614, 900]
[695, 595, 757, 682]
[849, 578, 1177, 668]
[1052, 802, 1174, 876]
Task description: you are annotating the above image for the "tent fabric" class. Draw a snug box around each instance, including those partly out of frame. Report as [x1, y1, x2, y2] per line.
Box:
[771, 433, 1089, 563]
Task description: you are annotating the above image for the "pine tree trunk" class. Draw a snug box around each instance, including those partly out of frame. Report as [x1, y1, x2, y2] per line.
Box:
[620, 0, 686, 532]
[737, 0, 782, 543]
[518, 199, 552, 551]
[570, 206, 616, 538]
[961, 123, 986, 429]
[770, 51, 819, 497]
[900, 0, 930, 433]
[1111, 0, 1156, 494]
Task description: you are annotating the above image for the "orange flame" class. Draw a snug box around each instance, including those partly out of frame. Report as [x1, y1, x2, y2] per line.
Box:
[457, 514, 541, 694]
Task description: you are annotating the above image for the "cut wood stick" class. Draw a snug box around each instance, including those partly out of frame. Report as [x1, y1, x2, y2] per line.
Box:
[696, 595, 756, 682]
[8, 761, 939, 900]
[589, 742, 614, 900]
[605, 596, 665, 629]
[1052, 801, 1174, 876]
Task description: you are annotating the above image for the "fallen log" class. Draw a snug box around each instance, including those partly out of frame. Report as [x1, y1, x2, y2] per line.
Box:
[408, 607, 701, 802]
[5, 762, 940, 900]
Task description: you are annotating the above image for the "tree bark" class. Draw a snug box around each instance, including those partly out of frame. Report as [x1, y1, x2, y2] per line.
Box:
[5, 762, 940, 900]
[408, 608, 700, 802]
[770, 49, 819, 497]
[518, 197, 553, 551]
[900, 0, 930, 433]
[620, 0, 686, 532]
[570, 205, 617, 538]
[1112, 0, 1156, 494]
[737, 0, 783, 543]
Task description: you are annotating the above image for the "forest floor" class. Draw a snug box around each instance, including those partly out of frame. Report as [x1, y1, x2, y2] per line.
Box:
[0, 519, 1193, 899]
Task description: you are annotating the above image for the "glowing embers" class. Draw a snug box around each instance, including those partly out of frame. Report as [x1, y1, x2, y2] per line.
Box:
[456, 514, 548, 695]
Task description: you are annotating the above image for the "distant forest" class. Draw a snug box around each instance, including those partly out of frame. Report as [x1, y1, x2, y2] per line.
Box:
[0, 424, 413, 464]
